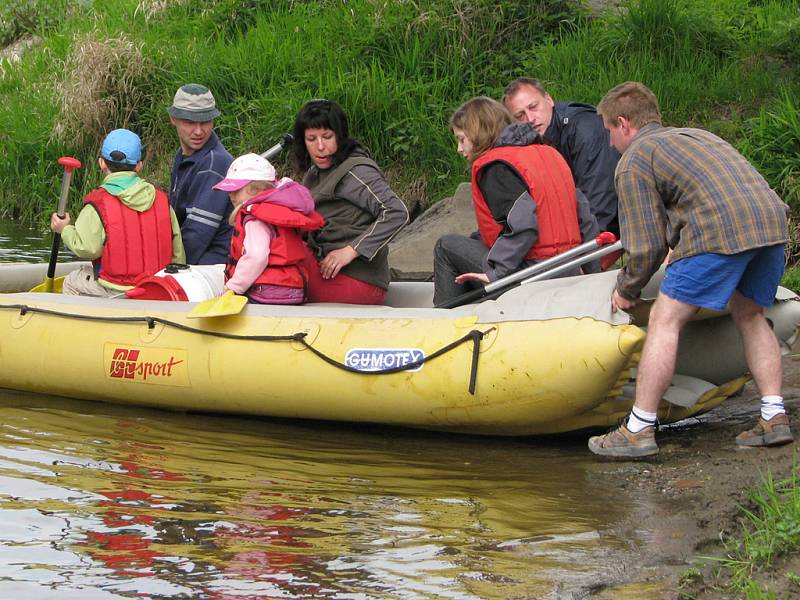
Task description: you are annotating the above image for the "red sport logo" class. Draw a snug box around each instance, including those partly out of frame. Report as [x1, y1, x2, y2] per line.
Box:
[109, 348, 140, 379]
[107, 346, 186, 384]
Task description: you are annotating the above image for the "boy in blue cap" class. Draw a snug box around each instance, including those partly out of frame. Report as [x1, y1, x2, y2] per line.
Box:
[51, 128, 186, 296]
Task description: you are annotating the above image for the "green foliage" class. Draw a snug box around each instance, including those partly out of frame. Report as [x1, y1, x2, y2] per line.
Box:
[0, 0, 71, 47]
[738, 89, 800, 213]
[743, 582, 780, 600]
[599, 0, 737, 61]
[0, 0, 588, 222]
[781, 264, 800, 294]
[2, 0, 800, 229]
[520, 0, 796, 126]
[708, 460, 800, 596]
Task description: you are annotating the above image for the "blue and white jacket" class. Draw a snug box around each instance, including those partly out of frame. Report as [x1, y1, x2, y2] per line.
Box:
[169, 131, 234, 264]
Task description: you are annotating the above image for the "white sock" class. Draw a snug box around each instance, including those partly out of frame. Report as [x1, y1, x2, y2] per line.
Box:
[627, 408, 657, 433]
[761, 395, 786, 421]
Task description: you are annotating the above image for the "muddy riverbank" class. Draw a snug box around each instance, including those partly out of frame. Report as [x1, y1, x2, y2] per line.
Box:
[589, 352, 800, 599]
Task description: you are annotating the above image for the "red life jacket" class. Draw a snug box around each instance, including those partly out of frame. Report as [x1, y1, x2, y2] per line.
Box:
[84, 187, 174, 287]
[471, 144, 582, 260]
[226, 194, 325, 290]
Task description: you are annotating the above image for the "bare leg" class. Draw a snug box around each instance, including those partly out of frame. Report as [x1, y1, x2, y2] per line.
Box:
[729, 291, 782, 396]
[633, 292, 698, 413]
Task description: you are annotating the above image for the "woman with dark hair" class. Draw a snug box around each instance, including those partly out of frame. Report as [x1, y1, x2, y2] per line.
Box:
[433, 96, 598, 306]
[293, 99, 409, 304]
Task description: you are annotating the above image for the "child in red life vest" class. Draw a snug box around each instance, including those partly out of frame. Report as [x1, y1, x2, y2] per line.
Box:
[50, 128, 185, 297]
[213, 153, 324, 304]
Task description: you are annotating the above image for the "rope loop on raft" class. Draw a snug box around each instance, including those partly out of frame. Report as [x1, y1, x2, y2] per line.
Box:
[5, 304, 494, 394]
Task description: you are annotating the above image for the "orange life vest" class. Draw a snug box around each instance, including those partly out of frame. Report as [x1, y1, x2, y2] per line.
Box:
[84, 187, 173, 286]
[471, 144, 581, 260]
[226, 194, 325, 289]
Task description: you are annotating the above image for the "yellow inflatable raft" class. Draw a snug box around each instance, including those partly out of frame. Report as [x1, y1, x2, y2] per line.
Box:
[1, 263, 798, 435]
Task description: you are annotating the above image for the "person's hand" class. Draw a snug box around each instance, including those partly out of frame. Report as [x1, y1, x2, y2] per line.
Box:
[50, 212, 71, 234]
[320, 245, 359, 280]
[454, 272, 490, 285]
[611, 288, 640, 313]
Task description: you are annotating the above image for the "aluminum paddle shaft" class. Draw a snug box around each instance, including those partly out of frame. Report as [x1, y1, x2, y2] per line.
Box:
[436, 231, 620, 309]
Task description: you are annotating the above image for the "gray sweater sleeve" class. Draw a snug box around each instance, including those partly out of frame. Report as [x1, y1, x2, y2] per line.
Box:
[340, 164, 410, 260]
[483, 191, 539, 281]
[477, 161, 538, 281]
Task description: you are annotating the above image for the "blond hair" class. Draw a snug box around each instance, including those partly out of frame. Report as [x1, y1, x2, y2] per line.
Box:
[228, 180, 274, 226]
[597, 82, 662, 129]
[449, 96, 512, 161]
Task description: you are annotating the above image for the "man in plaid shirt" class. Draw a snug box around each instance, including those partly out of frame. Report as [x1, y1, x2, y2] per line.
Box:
[588, 81, 792, 458]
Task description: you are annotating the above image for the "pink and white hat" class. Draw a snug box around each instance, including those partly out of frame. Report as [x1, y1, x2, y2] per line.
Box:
[213, 153, 276, 192]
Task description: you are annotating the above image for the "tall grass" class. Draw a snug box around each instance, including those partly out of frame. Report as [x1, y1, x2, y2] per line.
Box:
[519, 0, 795, 123]
[2, 0, 800, 227]
[0, 0, 579, 222]
[0, 0, 71, 47]
[738, 89, 800, 210]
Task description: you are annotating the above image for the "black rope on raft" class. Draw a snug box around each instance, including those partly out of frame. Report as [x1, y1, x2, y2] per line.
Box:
[3, 304, 495, 394]
[3, 304, 297, 341]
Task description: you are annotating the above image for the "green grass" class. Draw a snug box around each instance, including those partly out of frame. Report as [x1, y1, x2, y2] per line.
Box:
[723, 467, 800, 587]
[0, 0, 580, 221]
[0, 0, 70, 47]
[679, 459, 800, 599]
[2, 0, 800, 231]
[738, 89, 800, 213]
[781, 264, 800, 293]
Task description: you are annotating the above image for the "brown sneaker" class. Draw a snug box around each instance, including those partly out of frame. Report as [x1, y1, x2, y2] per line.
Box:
[736, 413, 793, 447]
[588, 423, 659, 457]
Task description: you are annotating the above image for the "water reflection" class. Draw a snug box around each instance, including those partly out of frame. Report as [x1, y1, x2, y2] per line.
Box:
[0, 220, 74, 263]
[0, 389, 649, 598]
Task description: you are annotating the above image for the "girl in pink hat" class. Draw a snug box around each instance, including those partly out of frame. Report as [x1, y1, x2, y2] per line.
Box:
[213, 153, 324, 304]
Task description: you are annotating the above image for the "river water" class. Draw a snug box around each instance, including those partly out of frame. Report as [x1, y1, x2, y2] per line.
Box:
[0, 221, 669, 599]
[0, 221, 70, 263]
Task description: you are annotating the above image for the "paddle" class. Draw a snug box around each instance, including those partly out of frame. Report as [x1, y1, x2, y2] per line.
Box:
[187, 289, 248, 318]
[31, 156, 83, 293]
[436, 231, 621, 309]
[260, 133, 293, 160]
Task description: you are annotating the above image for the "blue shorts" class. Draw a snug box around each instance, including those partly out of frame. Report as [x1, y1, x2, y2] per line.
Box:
[660, 244, 785, 310]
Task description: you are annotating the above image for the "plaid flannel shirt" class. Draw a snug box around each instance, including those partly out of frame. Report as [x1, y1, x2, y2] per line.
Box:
[615, 124, 788, 299]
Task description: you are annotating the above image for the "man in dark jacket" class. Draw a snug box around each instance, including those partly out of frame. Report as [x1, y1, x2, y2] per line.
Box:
[503, 77, 620, 236]
[168, 83, 234, 264]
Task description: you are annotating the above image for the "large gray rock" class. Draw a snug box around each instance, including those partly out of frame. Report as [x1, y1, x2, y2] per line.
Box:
[389, 182, 477, 280]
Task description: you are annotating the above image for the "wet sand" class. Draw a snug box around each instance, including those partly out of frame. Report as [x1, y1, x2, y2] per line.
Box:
[588, 352, 800, 599]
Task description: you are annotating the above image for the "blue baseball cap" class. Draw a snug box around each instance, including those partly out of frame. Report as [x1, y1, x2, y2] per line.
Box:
[101, 129, 142, 165]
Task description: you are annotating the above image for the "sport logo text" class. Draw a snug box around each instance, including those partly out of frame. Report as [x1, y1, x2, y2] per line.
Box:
[105, 344, 190, 386]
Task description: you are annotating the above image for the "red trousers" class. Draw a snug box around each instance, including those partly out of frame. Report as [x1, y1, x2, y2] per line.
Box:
[300, 247, 386, 304]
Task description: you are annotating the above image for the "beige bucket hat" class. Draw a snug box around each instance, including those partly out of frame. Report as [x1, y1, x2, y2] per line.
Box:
[168, 83, 221, 122]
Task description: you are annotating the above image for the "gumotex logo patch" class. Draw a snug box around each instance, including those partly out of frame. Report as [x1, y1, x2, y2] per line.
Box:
[344, 348, 425, 372]
[104, 344, 190, 386]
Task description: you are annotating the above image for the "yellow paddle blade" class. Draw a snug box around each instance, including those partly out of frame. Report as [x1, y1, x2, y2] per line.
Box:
[29, 276, 65, 293]
[187, 290, 248, 318]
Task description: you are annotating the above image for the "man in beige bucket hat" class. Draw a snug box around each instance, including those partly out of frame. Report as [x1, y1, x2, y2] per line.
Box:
[168, 83, 234, 264]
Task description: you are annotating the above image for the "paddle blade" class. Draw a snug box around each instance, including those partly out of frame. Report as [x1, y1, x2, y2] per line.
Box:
[187, 291, 248, 318]
[30, 276, 64, 293]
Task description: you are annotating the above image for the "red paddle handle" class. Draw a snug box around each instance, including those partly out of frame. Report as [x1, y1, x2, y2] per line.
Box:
[595, 231, 618, 245]
[58, 156, 82, 173]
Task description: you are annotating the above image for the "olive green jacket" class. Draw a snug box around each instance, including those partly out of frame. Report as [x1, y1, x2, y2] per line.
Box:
[303, 150, 409, 289]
